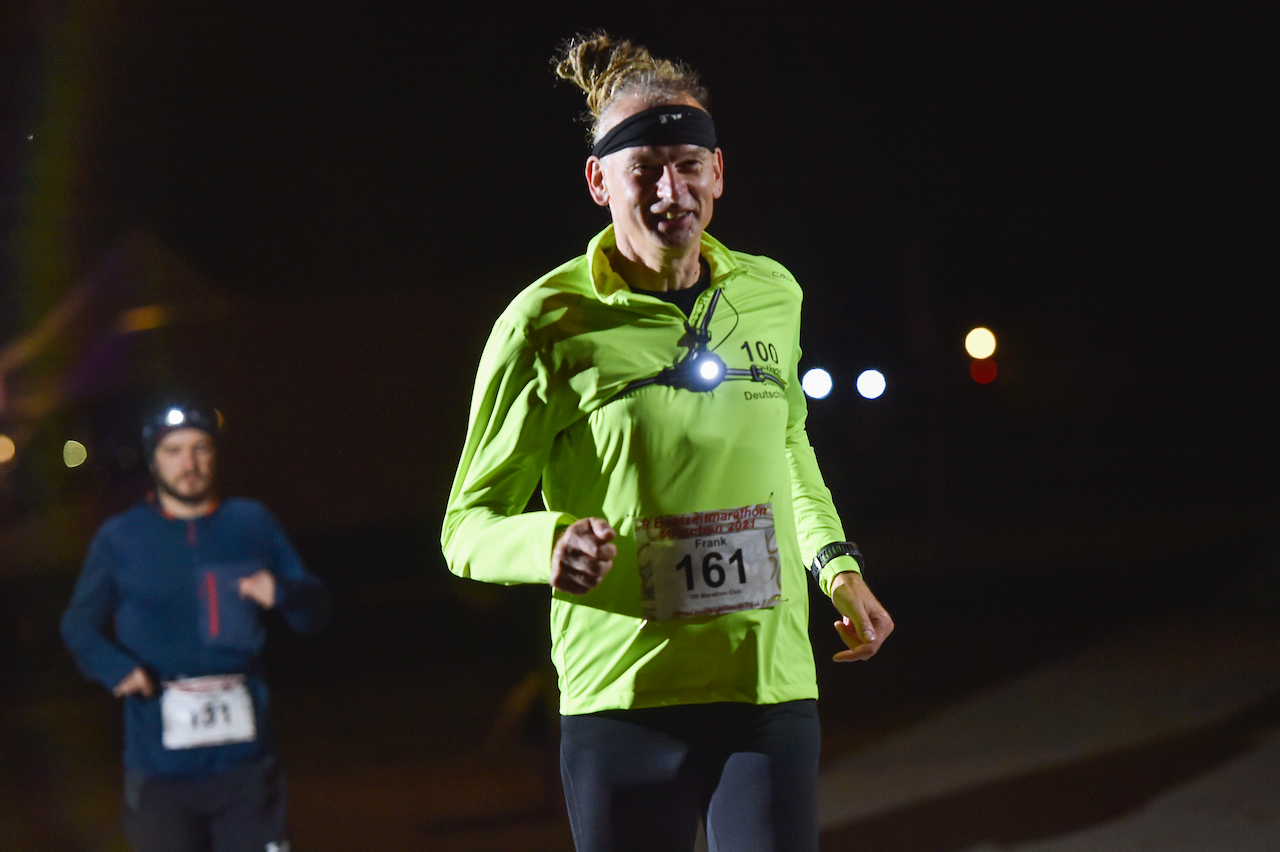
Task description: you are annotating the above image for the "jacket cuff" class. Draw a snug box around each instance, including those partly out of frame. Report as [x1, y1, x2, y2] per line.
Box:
[818, 553, 863, 597]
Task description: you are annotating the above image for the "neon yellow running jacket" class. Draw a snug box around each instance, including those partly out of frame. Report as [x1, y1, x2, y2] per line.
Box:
[443, 225, 861, 714]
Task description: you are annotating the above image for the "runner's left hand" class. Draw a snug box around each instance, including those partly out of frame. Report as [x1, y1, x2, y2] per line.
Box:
[830, 572, 893, 662]
[238, 570, 277, 609]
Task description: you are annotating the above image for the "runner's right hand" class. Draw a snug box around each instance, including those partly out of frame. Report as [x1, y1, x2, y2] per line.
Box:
[113, 666, 155, 698]
[551, 518, 617, 594]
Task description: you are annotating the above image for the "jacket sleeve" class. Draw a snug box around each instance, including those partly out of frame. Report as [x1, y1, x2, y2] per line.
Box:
[783, 300, 862, 597]
[60, 529, 145, 693]
[266, 515, 330, 635]
[442, 315, 577, 586]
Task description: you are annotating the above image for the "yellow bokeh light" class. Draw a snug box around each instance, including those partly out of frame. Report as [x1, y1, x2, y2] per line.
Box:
[0, 434, 16, 464]
[965, 327, 997, 360]
[117, 305, 172, 334]
[64, 440, 88, 468]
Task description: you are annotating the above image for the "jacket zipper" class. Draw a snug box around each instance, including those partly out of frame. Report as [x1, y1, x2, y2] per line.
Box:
[188, 519, 220, 640]
[205, 570, 220, 639]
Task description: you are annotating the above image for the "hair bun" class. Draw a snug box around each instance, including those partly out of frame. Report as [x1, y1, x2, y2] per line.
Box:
[552, 31, 708, 142]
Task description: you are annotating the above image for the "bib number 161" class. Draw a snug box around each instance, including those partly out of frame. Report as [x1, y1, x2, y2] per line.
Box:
[637, 503, 782, 621]
[676, 549, 746, 590]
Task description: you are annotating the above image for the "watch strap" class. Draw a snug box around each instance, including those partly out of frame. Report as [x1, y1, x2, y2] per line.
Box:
[810, 541, 865, 583]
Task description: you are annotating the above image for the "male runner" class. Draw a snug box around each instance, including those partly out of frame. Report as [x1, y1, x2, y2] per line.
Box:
[61, 401, 328, 852]
[442, 33, 893, 851]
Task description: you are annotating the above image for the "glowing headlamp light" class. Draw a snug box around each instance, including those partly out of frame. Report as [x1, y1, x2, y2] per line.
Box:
[165, 408, 187, 426]
[676, 350, 726, 391]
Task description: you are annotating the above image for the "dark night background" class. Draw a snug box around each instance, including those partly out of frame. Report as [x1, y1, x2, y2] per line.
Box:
[1, 3, 1276, 849]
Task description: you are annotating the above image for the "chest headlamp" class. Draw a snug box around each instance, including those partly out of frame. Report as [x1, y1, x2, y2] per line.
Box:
[612, 289, 785, 401]
[688, 350, 727, 389]
[662, 346, 727, 391]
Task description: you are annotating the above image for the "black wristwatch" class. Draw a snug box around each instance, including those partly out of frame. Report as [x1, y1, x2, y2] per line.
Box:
[809, 542, 865, 583]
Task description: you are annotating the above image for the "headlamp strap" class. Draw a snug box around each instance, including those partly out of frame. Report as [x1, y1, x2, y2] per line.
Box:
[692, 289, 721, 348]
[676, 288, 720, 363]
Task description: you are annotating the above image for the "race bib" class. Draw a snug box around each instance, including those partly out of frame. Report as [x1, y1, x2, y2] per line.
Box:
[637, 503, 782, 621]
[160, 675, 257, 750]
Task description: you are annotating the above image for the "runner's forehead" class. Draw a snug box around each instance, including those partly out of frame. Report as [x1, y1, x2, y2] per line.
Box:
[156, 427, 213, 448]
[618, 143, 715, 163]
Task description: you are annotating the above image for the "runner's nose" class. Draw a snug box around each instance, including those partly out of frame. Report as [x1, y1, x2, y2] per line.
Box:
[656, 165, 687, 204]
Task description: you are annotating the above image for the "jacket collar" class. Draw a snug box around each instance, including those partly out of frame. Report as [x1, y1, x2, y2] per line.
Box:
[585, 225, 739, 303]
[147, 490, 220, 521]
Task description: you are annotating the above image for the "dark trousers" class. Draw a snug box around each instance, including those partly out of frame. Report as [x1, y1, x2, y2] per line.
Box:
[123, 755, 288, 852]
[560, 700, 821, 852]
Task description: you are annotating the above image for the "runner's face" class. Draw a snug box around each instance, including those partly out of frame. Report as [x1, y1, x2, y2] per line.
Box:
[151, 428, 216, 505]
[589, 96, 724, 259]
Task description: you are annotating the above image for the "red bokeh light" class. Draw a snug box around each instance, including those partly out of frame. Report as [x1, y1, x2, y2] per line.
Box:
[970, 358, 997, 384]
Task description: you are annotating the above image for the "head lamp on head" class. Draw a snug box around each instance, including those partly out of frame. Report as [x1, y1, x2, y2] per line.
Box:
[141, 402, 220, 459]
[592, 103, 717, 159]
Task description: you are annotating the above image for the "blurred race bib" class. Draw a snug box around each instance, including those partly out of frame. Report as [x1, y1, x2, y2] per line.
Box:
[160, 674, 256, 750]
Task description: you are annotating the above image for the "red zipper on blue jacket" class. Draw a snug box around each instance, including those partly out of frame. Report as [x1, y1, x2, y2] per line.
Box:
[155, 496, 222, 642]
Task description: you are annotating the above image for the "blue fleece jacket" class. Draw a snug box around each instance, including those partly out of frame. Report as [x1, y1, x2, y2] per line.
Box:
[61, 496, 328, 778]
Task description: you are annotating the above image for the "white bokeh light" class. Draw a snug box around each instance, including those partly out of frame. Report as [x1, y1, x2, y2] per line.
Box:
[165, 408, 186, 426]
[856, 369, 886, 399]
[801, 368, 833, 399]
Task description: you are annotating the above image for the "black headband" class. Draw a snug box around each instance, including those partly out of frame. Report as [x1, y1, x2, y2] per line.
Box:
[591, 103, 718, 159]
